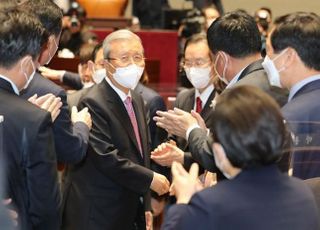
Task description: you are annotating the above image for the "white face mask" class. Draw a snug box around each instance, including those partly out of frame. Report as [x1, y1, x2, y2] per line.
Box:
[92, 68, 106, 84]
[110, 63, 144, 90]
[21, 59, 36, 90]
[214, 53, 229, 85]
[213, 144, 233, 179]
[185, 67, 211, 89]
[262, 49, 287, 88]
[46, 37, 59, 65]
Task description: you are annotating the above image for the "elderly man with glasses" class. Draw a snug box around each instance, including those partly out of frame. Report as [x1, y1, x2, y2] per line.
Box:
[61, 29, 170, 230]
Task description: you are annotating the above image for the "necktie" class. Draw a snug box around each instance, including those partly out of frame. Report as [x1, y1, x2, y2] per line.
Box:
[124, 96, 143, 157]
[196, 96, 202, 113]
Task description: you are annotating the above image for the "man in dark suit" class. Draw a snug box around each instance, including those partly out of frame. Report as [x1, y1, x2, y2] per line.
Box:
[152, 34, 216, 169]
[62, 29, 170, 230]
[153, 11, 289, 176]
[264, 12, 320, 179]
[19, 0, 92, 164]
[162, 86, 319, 230]
[0, 8, 60, 229]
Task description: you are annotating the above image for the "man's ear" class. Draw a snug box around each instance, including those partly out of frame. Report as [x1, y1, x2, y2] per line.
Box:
[88, 60, 95, 72]
[282, 47, 297, 69]
[19, 56, 32, 72]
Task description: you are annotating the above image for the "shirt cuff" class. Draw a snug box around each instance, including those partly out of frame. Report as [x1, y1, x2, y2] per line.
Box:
[186, 124, 200, 140]
[59, 70, 66, 82]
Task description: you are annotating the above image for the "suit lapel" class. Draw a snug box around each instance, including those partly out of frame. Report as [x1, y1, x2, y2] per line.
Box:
[103, 82, 142, 156]
[132, 93, 149, 161]
[201, 89, 215, 123]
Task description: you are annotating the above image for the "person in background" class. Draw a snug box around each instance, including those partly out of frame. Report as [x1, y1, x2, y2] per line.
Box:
[19, 0, 92, 165]
[62, 29, 169, 230]
[152, 33, 217, 170]
[0, 8, 61, 229]
[202, 4, 220, 31]
[162, 85, 320, 230]
[59, 2, 97, 56]
[254, 7, 272, 57]
[263, 12, 320, 179]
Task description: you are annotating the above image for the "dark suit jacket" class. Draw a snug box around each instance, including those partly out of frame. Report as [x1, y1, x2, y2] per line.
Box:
[282, 79, 320, 179]
[63, 71, 83, 90]
[62, 80, 154, 230]
[67, 86, 92, 110]
[20, 72, 89, 164]
[172, 87, 215, 169]
[187, 59, 290, 177]
[134, 83, 167, 149]
[162, 165, 320, 230]
[0, 78, 60, 230]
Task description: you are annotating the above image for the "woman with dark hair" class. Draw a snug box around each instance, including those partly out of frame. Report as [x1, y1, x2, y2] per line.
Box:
[162, 85, 319, 230]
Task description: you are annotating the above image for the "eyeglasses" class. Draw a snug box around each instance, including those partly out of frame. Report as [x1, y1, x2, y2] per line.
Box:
[183, 58, 211, 68]
[108, 54, 145, 66]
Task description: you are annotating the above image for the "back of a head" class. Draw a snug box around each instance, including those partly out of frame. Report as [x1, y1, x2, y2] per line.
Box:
[271, 12, 320, 71]
[0, 8, 47, 68]
[19, 0, 63, 36]
[207, 10, 261, 58]
[211, 85, 287, 169]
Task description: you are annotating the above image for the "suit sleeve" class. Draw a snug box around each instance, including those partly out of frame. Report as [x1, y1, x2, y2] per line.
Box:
[62, 71, 83, 90]
[162, 193, 211, 230]
[148, 95, 168, 149]
[82, 100, 154, 195]
[26, 113, 60, 229]
[187, 128, 218, 172]
[53, 90, 89, 163]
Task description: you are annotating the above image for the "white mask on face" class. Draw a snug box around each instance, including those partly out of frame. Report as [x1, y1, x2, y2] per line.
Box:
[214, 53, 229, 85]
[92, 68, 106, 84]
[262, 49, 287, 88]
[46, 37, 59, 65]
[21, 59, 36, 90]
[213, 144, 233, 179]
[185, 67, 211, 89]
[110, 63, 144, 90]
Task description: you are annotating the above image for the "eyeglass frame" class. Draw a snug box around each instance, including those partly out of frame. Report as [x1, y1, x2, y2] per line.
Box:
[182, 58, 212, 68]
[106, 54, 146, 66]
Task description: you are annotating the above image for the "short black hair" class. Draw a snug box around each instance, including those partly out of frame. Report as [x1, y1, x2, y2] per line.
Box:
[211, 85, 288, 169]
[19, 0, 63, 36]
[271, 12, 320, 71]
[207, 10, 261, 58]
[0, 8, 48, 68]
[92, 43, 103, 62]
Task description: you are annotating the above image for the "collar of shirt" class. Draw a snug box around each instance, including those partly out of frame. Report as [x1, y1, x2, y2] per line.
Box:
[194, 84, 214, 110]
[226, 67, 246, 89]
[288, 74, 320, 102]
[0, 74, 20, 95]
[105, 76, 131, 103]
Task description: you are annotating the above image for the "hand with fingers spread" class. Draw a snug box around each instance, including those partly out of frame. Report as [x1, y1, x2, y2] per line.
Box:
[170, 162, 203, 204]
[191, 110, 207, 130]
[150, 172, 170, 196]
[28, 93, 62, 122]
[71, 106, 92, 130]
[151, 141, 184, 166]
[153, 108, 199, 139]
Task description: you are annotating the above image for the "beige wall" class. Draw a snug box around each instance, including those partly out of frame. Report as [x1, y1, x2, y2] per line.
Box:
[169, 0, 320, 18]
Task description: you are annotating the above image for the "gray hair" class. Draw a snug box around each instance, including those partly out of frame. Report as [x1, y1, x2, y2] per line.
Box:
[102, 29, 143, 59]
